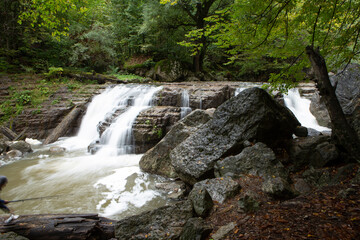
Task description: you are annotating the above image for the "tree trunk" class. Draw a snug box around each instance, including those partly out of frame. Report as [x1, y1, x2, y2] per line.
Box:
[305, 46, 360, 162]
[43, 106, 83, 145]
[0, 214, 114, 240]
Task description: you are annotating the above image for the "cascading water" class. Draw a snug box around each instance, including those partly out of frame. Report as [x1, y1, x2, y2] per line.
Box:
[0, 84, 168, 220]
[283, 88, 330, 132]
[180, 89, 192, 118]
[235, 86, 330, 132]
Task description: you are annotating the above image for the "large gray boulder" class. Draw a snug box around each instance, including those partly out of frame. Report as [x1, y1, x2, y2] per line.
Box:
[214, 142, 288, 180]
[139, 109, 213, 178]
[193, 177, 241, 204]
[287, 135, 339, 171]
[115, 200, 193, 240]
[179, 218, 212, 240]
[331, 64, 360, 139]
[7, 140, 32, 154]
[170, 87, 300, 185]
[188, 184, 213, 217]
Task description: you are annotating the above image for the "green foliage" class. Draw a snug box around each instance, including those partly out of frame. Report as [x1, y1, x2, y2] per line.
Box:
[210, 0, 360, 90]
[113, 74, 144, 81]
[69, 21, 117, 72]
[45, 67, 64, 78]
[13, 90, 32, 106]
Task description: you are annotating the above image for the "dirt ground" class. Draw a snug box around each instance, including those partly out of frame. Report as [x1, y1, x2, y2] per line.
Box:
[205, 165, 360, 240]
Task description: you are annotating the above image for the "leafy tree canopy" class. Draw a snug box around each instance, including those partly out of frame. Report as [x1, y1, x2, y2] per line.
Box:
[209, 0, 360, 91]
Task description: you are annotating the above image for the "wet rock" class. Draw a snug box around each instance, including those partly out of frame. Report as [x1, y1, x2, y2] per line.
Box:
[331, 63, 360, 139]
[87, 140, 101, 155]
[310, 91, 331, 128]
[238, 195, 261, 213]
[293, 178, 312, 194]
[49, 146, 66, 153]
[7, 140, 32, 153]
[5, 149, 23, 158]
[261, 176, 297, 199]
[0, 140, 7, 154]
[155, 181, 186, 200]
[214, 142, 288, 181]
[188, 185, 213, 217]
[302, 167, 332, 188]
[294, 126, 308, 137]
[288, 136, 339, 171]
[170, 88, 300, 185]
[311, 141, 339, 168]
[133, 106, 181, 154]
[179, 218, 212, 240]
[139, 109, 212, 178]
[331, 164, 358, 185]
[194, 177, 241, 204]
[115, 200, 193, 240]
[210, 222, 236, 240]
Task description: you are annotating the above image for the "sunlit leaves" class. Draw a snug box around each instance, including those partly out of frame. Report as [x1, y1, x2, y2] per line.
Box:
[18, 0, 88, 40]
[210, 0, 360, 91]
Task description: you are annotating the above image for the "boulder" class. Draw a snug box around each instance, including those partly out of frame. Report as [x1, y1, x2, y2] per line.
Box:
[133, 106, 181, 154]
[170, 87, 300, 185]
[210, 222, 237, 240]
[139, 109, 213, 178]
[49, 146, 66, 153]
[261, 176, 297, 199]
[0, 140, 7, 154]
[331, 64, 360, 138]
[214, 142, 288, 181]
[302, 167, 332, 188]
[310, 92, 331, 128]
[154, 60, 189, 82]
[115, 200, 193, 240]
[155, 181, 186, 200]
[238, 195, 261, 213]
[179, 218, 212, 240]
[188, 185, 213, 218]
[287, 136, 339, 171]
[193, 177, 241, 204]
[294, 126, 308, 137]
[5, 149, 23, 158]
[7, 141, 32, 154]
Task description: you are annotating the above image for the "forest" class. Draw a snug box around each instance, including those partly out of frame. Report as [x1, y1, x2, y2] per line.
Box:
[0, 0, 358, 79]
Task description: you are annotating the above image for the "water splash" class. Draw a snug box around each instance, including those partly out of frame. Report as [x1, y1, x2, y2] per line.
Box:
[180, 89, 192, 118]
[284, 88, 330, 132]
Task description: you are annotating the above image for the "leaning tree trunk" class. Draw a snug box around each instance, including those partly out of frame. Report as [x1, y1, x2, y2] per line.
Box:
[305, 46, 360, 162]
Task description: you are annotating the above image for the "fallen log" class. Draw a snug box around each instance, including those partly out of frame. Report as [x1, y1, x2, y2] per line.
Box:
[0, 126, 17, 141]
[43, 107, 83, 145]
[13, 127, 28, 141]
[0, 214, 115, 240]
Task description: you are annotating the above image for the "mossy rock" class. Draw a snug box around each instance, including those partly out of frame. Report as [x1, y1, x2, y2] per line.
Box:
[154, 59, 189, 82]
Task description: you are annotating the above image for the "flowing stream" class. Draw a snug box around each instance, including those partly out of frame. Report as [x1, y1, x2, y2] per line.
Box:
[0, 83, 330, 220]
[0, 85, 168, 220]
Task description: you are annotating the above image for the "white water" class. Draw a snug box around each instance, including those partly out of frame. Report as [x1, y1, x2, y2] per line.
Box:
[235, 86, 330, 132]
[284, 88, 330, 132]
[180, 89, 192, 118]
[0, 84, 168, 220]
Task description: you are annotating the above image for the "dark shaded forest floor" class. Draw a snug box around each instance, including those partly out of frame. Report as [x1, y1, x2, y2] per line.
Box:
[205, 165, 360, 240]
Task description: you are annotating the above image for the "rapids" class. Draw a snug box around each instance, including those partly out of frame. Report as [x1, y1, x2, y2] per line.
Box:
[0, 83, 329, 220]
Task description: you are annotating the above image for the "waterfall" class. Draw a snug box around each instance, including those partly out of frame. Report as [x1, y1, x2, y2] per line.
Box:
[283, 88, 330, 132]
[61, 85, 162, 154]
[235, 87, 330, 132]
[180, 89, 192, 118]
